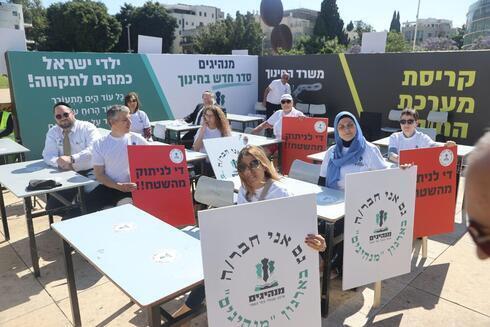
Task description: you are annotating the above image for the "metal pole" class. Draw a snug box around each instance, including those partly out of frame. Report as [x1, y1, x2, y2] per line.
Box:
[127, 24, 132, 53]
[412, 0, 421, 50]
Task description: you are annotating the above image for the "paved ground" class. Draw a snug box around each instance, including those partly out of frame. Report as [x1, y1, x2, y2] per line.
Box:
[0, 179, 489, 326]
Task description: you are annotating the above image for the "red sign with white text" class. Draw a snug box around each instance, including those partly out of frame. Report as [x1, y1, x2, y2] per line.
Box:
[281, 116, 328, 175]
[400, 146, 457, 238]
[128, 145, 195, 226]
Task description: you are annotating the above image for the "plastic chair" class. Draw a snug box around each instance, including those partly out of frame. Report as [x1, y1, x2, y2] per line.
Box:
[295, 103, 310, 115]
[194, 176, 235, 208]
[288, 159, 321, 184]
[153, 122, 166, 141]
[309, 104, 327, 117]
[255, 102, 266, 114]
[416, 127, 437, 141]
[381, 110, 402, 133]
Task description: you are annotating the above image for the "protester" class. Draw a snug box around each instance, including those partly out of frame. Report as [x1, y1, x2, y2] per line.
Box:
[262, 72, 291, 119]
[42, 101, 99, 219]
[125, 92, 152, 140]
[192, 105, 231, 154]
[465, 131, 490, 260]
[86, 105, 148, 212]
[388, 108, 455, 163]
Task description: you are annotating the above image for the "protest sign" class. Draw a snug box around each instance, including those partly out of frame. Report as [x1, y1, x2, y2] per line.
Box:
[203, 136, 244, 180]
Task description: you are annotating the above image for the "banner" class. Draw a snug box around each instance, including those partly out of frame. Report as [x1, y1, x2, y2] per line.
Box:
[203, 136, 245, 180]
[281, 116, 328, 175]
[259, 51, 490, 145]
[399, 146, 457, 238]
[343, 167, 417, 290]
[128, 145, 195, 226]
[199, 194, 321, 327]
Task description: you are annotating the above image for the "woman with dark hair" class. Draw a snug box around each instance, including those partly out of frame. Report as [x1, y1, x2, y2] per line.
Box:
[192, 105, 231, 153]
[125, 92, 152, 140]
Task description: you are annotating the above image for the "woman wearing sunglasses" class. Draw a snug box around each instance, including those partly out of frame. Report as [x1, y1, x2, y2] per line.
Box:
[124, 92, 152, 140]
[252, 93, 304, 139]
[388, 108, 455, 163]
[173, 145, 326, 324]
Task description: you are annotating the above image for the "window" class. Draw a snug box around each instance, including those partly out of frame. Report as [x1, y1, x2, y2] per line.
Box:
[204, 12, 207, 17]
[212, 13, 214, 18]
[186, 21, 188, 25]
[199, 11, 202, 16]
[192, 22, 194, 26]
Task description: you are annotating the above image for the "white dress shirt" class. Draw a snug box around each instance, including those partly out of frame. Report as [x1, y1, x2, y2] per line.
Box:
[42, 119, 100, 171]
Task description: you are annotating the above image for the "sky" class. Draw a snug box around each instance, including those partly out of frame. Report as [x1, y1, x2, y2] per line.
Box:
[43, 0, 474, 30]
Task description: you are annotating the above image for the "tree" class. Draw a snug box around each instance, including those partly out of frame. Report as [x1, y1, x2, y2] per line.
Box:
[346, 21, 354, 32]
[314, 0, 348, 45]
[395, 11, 401, 32]
[193, 11, 263, 55]
[420, 37, 458, 51]
[279, 35, 346, 55]
[44, 0, 121, 51]
[389, 11, 401, 32]
[354, 20, 374, 43]
[451, 25, 466, 49]
[465, 35, 490, 50]
[113, 3, 136, 52]
[385, 31, 410, 52]
[9, 0, 47, 50]
[389, 11, 396, 32]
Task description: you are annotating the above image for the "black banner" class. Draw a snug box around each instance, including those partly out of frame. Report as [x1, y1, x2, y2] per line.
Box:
[259, 51, 490, 145]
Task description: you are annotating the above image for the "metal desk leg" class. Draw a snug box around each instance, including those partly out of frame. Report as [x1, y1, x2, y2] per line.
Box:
[24, 197, 40, 276]
[0, 187, 10, 241]
[78, 187, 87, 215]
[177, 131, 182, 144]
[321, 221, 335, 317]
[62, 240, 81, 326]
[147, 305, 161, 327]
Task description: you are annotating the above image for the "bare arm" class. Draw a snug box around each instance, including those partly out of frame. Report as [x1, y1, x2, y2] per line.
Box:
[93, 165, 136, 192]
[262, 87, 271, 107]
[251, 121, 273, 134]
[192, 125, 207, 152]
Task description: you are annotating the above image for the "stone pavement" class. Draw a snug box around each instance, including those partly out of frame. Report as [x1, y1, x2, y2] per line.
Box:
[0, 179, 489, 326]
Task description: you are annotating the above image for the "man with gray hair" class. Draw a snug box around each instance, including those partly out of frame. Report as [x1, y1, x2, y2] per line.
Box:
[263, 72, 291, 119]
[465, 131, 490, 259]
[85, 105, 148, 212]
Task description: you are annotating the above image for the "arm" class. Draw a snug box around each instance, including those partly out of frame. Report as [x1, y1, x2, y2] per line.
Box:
[93, 165, 136, 192]
[304, 234, 326, 252]
[262, 87, 271, 107]
[192, 126, 207, 152]
[388, 148, 399, 163]
[71, 125, 100, 171]
[0, 114, 13, 138]
[251, 120, 272, 134]
[184, 104, 200, 123]
[42, 128, 61, 168]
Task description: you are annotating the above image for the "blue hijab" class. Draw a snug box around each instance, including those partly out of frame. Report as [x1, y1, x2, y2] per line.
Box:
[326, 111, 366, 189]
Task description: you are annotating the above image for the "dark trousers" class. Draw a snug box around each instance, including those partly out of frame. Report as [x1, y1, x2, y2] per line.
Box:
[265, 102, 281, 119]
[185, 284, 205, 309]
[85, 184, 132, 213]
[46, 189, 80, 220]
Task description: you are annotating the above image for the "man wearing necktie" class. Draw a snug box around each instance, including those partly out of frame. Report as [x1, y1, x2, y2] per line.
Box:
[42, 102, 100, 219]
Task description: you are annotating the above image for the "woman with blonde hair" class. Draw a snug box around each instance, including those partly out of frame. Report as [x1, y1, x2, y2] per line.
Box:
[124, 92, 152, 140]
[192, 105, 231, 153]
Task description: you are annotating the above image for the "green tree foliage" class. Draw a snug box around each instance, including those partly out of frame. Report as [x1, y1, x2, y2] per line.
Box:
[9, 0, 47, 50]
[389, 11, 401, 32]
[278, 35, 346, 55]
[314, 0, 348, 45]
[451, 25, 466, 49]
[389, 11, 396, 31]
[346, 21, 354, 32]
[386, 31, 410, 52]
[44, 0, 121, 51]
[193, 12, 263, 55]
[114, 1, 177, 53]
[395, 12, 401, 32]
[354, 20, 374, 43]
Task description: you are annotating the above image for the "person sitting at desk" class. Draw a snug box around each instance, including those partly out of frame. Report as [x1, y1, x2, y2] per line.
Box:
[173, 145, 326, 325]
[193, 105, 231, 154]
[86, 105, 148, 213]
[42, 101, 100, 219]
[387, 108, 456, 163]
[125, 92, 152, 141]
[181, 91, 216, 143]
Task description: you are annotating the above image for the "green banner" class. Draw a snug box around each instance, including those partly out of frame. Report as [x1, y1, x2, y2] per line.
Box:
[6, 51, 173, 159]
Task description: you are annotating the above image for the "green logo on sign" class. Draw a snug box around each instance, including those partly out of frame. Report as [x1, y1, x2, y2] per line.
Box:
[376, 210, 387, 228]
[255, 258, 278, 291]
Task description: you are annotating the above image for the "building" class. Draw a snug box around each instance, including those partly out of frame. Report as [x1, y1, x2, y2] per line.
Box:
[163, 4, 224, 53]
[463, 0, 490, 47]
[0, 2, 25, 30]
[402, 18, 455, 45]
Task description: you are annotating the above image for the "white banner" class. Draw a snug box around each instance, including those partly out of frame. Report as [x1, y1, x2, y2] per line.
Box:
[203, 136, 245, 180]
[138, 35, 162, 54]
[0, 28, 26, 74]
[146, 54, 258, 119]
[199, 194, 321, 327]
[343, 167, 417, 290]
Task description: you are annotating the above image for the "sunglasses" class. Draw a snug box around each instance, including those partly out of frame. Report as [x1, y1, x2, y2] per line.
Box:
[400, 119, 415, 125]
[281, 99, 292, 104]
[237, 159, 261, 173]
[468, 219, 490, 256]
[55, 112, 70, 120]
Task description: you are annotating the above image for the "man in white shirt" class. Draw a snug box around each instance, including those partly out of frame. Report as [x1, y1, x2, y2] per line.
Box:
[86, 105, 148, 213]
[42, 102, 99, 218]
[262, 72, 291, 119]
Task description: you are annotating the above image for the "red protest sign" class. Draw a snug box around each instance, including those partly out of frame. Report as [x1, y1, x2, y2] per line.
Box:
[128, 145, 195, 227]
[281, 116, 328, 175]
[399, 146, 457, 238]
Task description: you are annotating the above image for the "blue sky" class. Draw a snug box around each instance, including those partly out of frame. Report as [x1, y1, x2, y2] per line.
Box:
[43, 0, 474, 30]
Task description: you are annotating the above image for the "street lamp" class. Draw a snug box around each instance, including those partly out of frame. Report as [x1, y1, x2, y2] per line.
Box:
[126, 24, 132, 53]
[412, 0, 421, 50]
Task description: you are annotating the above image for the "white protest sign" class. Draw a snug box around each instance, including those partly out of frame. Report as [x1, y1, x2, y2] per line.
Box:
[343, 167, 417, 290]
[203, 136, 244, 180]
[138, 34, 162, 54]
[199, 194, 321, 327]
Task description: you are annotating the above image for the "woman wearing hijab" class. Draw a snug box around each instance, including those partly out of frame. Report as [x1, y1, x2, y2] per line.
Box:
[318, 111, 390, 189]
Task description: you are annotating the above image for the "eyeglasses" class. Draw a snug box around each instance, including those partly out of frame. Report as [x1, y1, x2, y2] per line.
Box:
[55, 112, 70, 120]
[400, 119, 415, 125]
[281, 100, 292, 104]
[129, 99, 137, 103]
[237, 159, 261, 173]
[468, 219, 490, 256]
